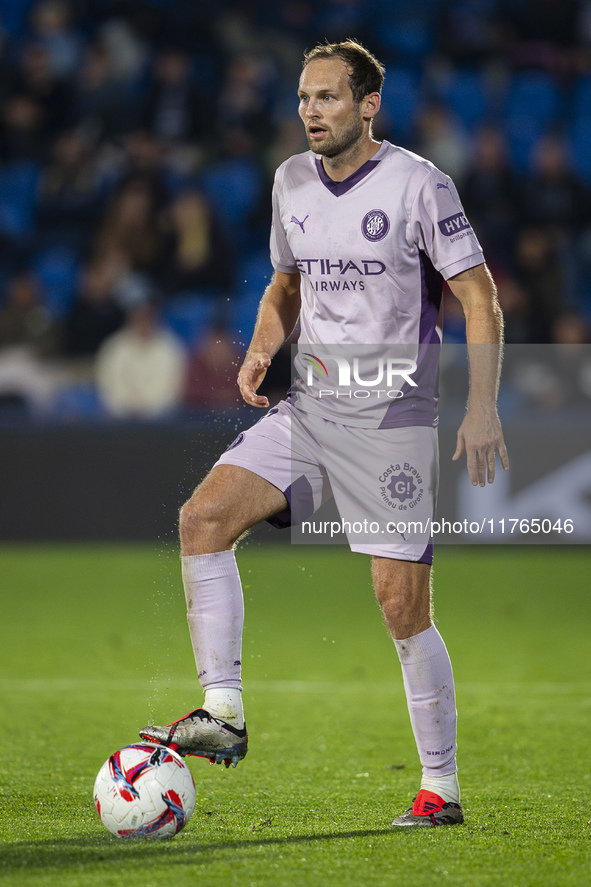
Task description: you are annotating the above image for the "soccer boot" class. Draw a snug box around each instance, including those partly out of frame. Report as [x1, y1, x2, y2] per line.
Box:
[139, 708, 247, 768]
[392, 789, 464, 828]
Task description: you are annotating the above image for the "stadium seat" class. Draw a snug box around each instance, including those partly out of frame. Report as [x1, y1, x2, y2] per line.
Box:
[572, 76, 591, 121]
[438, 70, 490, 132]
[0, 161, 41, 239]
[569, 77, 591, 181]
[0, 0, 35, 37]
[379, 69, 422, 143]
[504, 72, 561, 125]
[570, 120, 591, 183]
[378, 18, 435, 62]
[228, 253, 273, 346]
[503, 73, 562, 172]
[160, 292, 218, 347]
[52, 382, 105, 419]
[32, 245, 80, 318]
[505, 115, 549, 173]
[201, 159, 263, 228]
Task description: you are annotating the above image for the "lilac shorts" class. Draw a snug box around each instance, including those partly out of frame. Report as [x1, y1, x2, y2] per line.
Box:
[214, 399, 438, 563]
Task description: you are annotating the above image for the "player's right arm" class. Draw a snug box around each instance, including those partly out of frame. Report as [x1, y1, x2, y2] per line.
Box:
[237, 270, 301, 408]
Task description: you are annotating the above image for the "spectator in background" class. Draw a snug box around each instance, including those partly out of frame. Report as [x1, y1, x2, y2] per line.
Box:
[93, 176, 164, 275]
[158, 189, 235, 298]
[114, 130, 172, 212]
[414, 103, 469, 187]
[95, 14, 150, 86]
[462, 125, 519, 266]
[15, 42, 77, 138]
[63, 252, 126, 357]
[552, 312, 591, 344]
[184, 323, 242, 410]
[0, 93, 46, 162]
[506, 0, 580, 72]
[216, 53, 275, 149]
[76, 41, 136, 140]
[494, 270, 533, 344]
[437, 0, 503, 66]
[507, 313, 591, 412]
[28, 0, 82, 79]
[263, 116, 309, 180]
[0, 269, 60, 356]
[519, 135, 589, 234]
[0, 0, 589, 411]
[144, 46, 205, 145]
[0, 270, 58, 411]
[513, 226, 567, 342]
[96, 292, 187, 419]
[36, 128, 104, 251]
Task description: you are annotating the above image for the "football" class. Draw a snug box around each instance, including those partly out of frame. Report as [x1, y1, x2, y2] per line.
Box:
[93, 742, 196, 839]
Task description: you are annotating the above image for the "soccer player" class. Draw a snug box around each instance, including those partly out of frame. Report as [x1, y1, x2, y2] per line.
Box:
[141, 40, 509, 828]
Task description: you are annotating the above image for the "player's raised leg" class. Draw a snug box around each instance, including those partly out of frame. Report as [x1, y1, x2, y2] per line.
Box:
[140, 464, 287, 767]
[371, 557, 463, 827]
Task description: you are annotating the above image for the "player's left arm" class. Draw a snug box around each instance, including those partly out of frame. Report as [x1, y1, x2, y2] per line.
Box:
[446, 262, 510, 486]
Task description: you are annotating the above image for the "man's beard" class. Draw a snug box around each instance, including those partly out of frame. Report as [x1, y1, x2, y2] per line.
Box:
[307, 112, 364, 159]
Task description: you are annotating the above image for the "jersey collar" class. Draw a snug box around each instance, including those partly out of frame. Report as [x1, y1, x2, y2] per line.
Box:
[314, 141, 386, 197]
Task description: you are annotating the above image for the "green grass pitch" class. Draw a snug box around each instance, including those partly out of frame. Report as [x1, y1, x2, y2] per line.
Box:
[0, 543, 589, 886]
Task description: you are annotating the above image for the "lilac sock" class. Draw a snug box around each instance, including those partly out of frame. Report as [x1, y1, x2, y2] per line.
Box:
[393, 625, 458, 778]
[182, 550, 244, 692]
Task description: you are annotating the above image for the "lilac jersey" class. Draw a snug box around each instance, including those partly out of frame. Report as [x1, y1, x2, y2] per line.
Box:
[270, 140, 484, 428]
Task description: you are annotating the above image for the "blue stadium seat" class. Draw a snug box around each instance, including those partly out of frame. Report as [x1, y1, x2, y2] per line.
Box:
[0, 0, 36, 36]
[505, 115, 548, 173]
[378, 18, 435, 62]
[52, 383, 105, 419]
[503, 73, 562, 172]
[504, 72, 560, 125]
[569, 77, 591, 182]
[228, 253, 273, 346]
[572, 76, 591, 120]
[160, 292, 218, 347]
[0, 161, 41, 239]
[201, 159, 263, 228]
[438, 70, 490, 132]
[32, 245, 80, 318]
[380, 69, 422, 143]
[570, 120, 591, 183]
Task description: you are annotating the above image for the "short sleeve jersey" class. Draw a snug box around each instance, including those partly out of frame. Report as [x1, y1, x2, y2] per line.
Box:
[270, 140, 484, 428]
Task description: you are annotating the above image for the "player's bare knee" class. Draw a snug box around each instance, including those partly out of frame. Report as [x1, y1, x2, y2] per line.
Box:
[179, 493, 230, 550]
[379, 595, 427, 638]
[372, 563, 432, 638]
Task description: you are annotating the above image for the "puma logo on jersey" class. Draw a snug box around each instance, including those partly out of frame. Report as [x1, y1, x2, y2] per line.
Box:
[437, 182, 450, 190]
[290, 214, 309, 233]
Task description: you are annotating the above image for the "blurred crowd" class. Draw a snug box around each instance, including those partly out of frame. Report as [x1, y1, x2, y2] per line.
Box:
[0, 0, 591, 420]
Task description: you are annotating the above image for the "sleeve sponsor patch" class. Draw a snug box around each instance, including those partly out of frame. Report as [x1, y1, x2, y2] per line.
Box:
[437, 212, 471, 236]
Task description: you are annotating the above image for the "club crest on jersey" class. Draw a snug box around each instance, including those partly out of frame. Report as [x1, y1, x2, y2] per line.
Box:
[362, 209, 390, 242]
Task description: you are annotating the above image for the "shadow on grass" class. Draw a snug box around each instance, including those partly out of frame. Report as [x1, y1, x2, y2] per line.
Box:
[1, 828, 397, 870]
